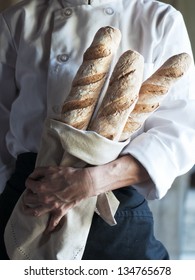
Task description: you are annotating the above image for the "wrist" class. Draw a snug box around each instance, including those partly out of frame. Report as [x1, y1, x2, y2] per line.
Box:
[86, 155, 150, 196]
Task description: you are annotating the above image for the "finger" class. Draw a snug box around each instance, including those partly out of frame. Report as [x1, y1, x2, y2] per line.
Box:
[24, 188, 56, 205]
[28, 167, 48, 180]
[45, 202, 76, 233]
[23, 190, 40, 205]
[46, 214, 63, 233]
[22, 203, 53, 217]
[22, 204, 41, 216]
[45, 208, 69, 233]
[25, 177, 44, 193]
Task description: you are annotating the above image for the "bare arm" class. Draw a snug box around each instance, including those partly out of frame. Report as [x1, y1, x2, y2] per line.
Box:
[88, 154, 149, 195]
[23, 154, 149, 232]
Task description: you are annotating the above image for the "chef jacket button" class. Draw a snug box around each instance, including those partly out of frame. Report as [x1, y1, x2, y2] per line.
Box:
[63, 8, 73, 17]
[104, 7, 114, 15]
[57, 54, 69, 63]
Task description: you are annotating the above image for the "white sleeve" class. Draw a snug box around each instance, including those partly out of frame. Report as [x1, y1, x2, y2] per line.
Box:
[122, 10, 195, 200]
[0, 14, 17, 192]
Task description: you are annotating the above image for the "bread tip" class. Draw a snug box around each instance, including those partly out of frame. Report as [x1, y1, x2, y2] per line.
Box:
[94, 26, 121, 51]
[166, 52, 192, 72]
[180, 52, 192, 68]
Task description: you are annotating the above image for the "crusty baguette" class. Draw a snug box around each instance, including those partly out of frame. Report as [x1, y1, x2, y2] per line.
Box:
[89, 50, 144, 141]
[120, 52, 192, 141]
[60, 26, 121, 130]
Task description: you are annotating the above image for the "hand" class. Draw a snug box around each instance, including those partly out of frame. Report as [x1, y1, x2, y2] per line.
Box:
[23, 165, 94, 232]
[22, 155, 149, 232]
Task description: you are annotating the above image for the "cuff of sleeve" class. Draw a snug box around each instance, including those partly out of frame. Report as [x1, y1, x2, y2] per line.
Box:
[121, 133, 177, 199]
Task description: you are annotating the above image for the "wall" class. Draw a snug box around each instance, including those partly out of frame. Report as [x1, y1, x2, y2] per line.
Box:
[162, 0, 195, 55]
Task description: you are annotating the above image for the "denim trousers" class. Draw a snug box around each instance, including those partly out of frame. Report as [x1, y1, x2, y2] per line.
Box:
[0, 153, 169, 260]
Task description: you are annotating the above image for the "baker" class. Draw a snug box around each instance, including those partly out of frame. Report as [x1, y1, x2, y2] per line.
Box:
[1, 0, 195, 260]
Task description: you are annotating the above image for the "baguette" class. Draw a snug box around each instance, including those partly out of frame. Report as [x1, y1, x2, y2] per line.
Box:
[120, 52, 192, 141]
[89, 50, 144, 141]
[60, 26, 121, 130]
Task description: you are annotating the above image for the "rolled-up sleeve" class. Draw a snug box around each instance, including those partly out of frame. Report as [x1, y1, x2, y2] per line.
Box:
[0, 14, 17, 192]
[122, 11, 195, 200]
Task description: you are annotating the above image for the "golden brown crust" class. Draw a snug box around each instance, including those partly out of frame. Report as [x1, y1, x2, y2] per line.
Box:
[84, 44, 111, 60]
[73, 73, 106, 86]
[60, 26, 121, 130]
[89, 50, 144, 140]
[120, 52, 192, 141]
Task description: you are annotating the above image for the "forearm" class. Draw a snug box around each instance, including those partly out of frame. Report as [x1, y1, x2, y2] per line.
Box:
[87, 154, 150, 196]
[23, 154, 150, 231]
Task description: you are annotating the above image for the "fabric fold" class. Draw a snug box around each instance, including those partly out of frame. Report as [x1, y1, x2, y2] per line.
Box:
[4, 118, 130, 260]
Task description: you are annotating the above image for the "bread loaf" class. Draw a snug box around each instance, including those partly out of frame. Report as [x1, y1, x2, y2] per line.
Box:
[89, 50, 144, 141]
[120, 52, 192, 141]
[60, 26, 121, 130]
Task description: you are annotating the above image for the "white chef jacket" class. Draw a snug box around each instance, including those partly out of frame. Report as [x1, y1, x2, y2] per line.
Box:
[1, 0, 195, 199]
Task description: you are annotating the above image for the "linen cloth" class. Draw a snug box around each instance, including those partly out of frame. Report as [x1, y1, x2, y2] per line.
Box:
[4, 118, 129, 259]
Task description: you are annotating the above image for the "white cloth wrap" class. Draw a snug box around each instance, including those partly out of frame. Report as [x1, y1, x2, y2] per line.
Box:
[4, 119, 130, 260]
